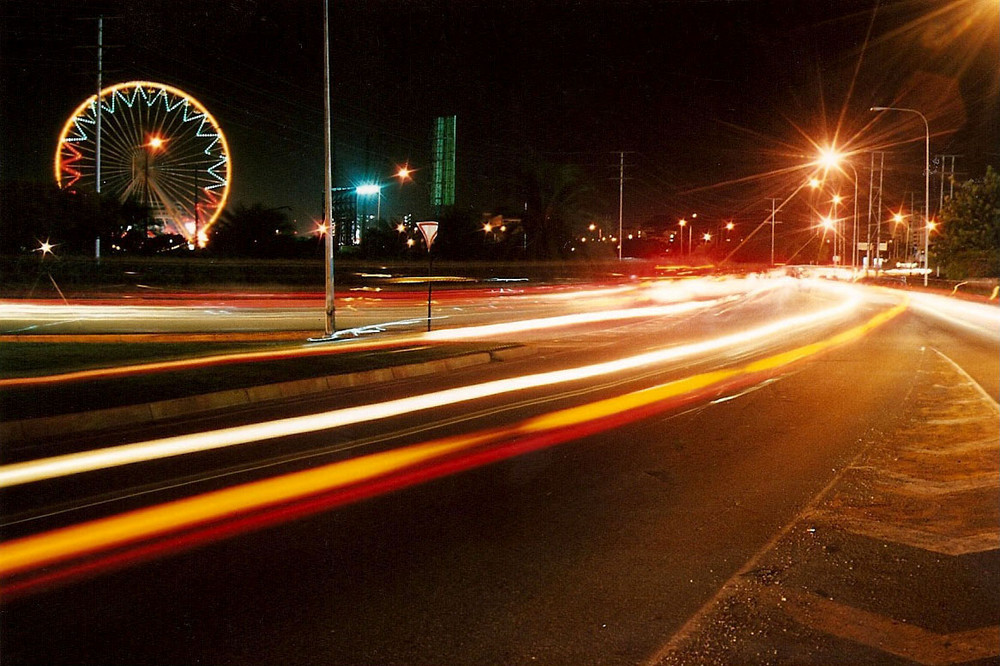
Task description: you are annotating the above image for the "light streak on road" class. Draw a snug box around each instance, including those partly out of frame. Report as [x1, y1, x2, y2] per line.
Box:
[0, 296, 729, 389]
[906, 290, 1000, 338]
[425, 298, 729, 340]
[0, 280, 870, 489]
[0, 296, 907, 596]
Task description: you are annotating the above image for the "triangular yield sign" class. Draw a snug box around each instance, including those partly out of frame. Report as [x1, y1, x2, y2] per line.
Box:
[416, 220, 439, 249]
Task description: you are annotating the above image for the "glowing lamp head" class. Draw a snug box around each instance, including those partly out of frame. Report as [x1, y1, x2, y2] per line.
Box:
[893, 213, 904, 223]
[396, 167, 411, 180]
[821, 216, 835, 230]
[927, 220, 937, 231]
[832, 194, 843, 205]
[147, 136, 164, 150]
[809, 177, 822, 189]
[702, 233, 712, 242]
[679, 218, 687, 227]
[356, 184, 381, 195]
[725, 222, 735, 231]
[817, 147, 842, 170]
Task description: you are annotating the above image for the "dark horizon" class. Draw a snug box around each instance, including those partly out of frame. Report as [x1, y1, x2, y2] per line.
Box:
[2, 0, 997, 247]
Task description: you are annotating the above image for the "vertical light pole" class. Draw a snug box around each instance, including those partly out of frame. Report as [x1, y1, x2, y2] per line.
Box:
[816, 149, 859, 268]
[768, 198, 778, 265]
[678, 218, 687, 256]
[844, 165, 859, 268]
[831, 194, 843, 264]
[617, 151, 624, 261]
[871, 106, 930, 285]
[322, 0, 335, 336]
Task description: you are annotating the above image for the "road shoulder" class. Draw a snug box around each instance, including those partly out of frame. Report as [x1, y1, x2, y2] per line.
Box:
[650, 345, 1000, 665]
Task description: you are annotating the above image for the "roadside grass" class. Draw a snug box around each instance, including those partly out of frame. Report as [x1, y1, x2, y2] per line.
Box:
[0, 342, 284, 378]
[0, 341, 508, 421]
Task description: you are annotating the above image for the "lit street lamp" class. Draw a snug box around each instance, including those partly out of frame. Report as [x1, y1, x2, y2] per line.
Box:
[871, 106, 931, 285]
[356, 183, 382, 242]
[814, 148, 860, 269]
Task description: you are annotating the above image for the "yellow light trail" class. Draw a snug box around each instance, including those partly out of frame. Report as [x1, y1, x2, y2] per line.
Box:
[0, 296, 908, 586]
[0, 281, 866, 489]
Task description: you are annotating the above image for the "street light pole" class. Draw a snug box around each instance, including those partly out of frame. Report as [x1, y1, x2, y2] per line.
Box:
[871, 106, 931, 286]
[844, 163, 859, 269]
[768, 197, 778, 265]
[322, 0, 335, 336]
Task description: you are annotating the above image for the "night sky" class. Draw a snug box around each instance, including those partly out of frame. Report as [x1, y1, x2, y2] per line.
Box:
[2, 0, 997, 241]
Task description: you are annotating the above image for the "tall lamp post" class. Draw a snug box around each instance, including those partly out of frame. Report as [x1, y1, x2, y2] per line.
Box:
[817, 149, 859, 269]
[322, 0, 335, 337]
[870, 106, 931, 285]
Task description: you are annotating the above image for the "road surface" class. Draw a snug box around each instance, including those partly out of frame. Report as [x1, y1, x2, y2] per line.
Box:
[1, 277, 997, 664]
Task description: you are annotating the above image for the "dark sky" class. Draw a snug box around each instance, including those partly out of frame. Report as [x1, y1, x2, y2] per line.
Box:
[2, 0, 997, 235]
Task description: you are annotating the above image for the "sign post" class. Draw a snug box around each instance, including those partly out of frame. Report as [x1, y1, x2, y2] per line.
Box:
[417, 221, 439, 332]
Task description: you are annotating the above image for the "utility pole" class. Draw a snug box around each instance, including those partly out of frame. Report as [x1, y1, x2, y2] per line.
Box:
[194, 168, 200, 247]
[866, 152, 885, 273]
[875, 153, 884, 272]
[767, 198, 780, 265]
[95, 16, 103, 261]
[936, 155, 959, 215]
[75, 14, 122, 257]
[617, 151, 624, 261]
[95, 16, 103, 196]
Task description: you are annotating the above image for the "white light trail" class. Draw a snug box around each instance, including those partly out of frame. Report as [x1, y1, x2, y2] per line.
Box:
[425, 298, 728, 340]
[0, 280, 866, 489]
[906, 291, 1000, 338]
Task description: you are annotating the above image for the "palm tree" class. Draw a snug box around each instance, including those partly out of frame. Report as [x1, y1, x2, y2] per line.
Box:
[517, 160, 595, 259]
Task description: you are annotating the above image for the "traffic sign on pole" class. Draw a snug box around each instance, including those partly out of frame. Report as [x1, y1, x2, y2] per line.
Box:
[417, 220, 439, 250]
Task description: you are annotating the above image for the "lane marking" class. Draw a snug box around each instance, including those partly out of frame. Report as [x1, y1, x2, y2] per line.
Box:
[806, 509, 1000, 556]
[931, 347, 1000, 411]
[774, 586, 1000, 666]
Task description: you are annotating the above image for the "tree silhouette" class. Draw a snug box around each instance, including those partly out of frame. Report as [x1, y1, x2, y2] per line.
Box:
[516, 160, 596, 259]
[209, 203, 295, 257]
[934, 167, 1000, 278]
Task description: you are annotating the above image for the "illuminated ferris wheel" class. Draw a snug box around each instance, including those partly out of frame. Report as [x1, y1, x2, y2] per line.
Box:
[55, 81, 231, 248]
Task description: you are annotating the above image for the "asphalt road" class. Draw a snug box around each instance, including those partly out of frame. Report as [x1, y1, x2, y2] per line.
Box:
[1, 279, 997, 665]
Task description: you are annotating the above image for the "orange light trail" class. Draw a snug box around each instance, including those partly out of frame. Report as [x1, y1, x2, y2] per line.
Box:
[0, 281, 867, 489]
[0, 296, 907, 597]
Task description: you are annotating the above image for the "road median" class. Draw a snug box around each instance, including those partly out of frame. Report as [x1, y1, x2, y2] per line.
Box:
[1, 344, 535, 445]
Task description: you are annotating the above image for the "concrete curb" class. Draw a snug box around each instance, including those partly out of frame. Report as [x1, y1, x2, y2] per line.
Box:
[1, 346, 537, 444]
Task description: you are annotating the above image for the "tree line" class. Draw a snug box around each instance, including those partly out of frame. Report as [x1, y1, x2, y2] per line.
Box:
[3, 164, 996, 275]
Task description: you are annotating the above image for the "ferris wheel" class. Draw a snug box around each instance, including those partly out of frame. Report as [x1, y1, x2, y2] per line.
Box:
[55, 81, 231, 248]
